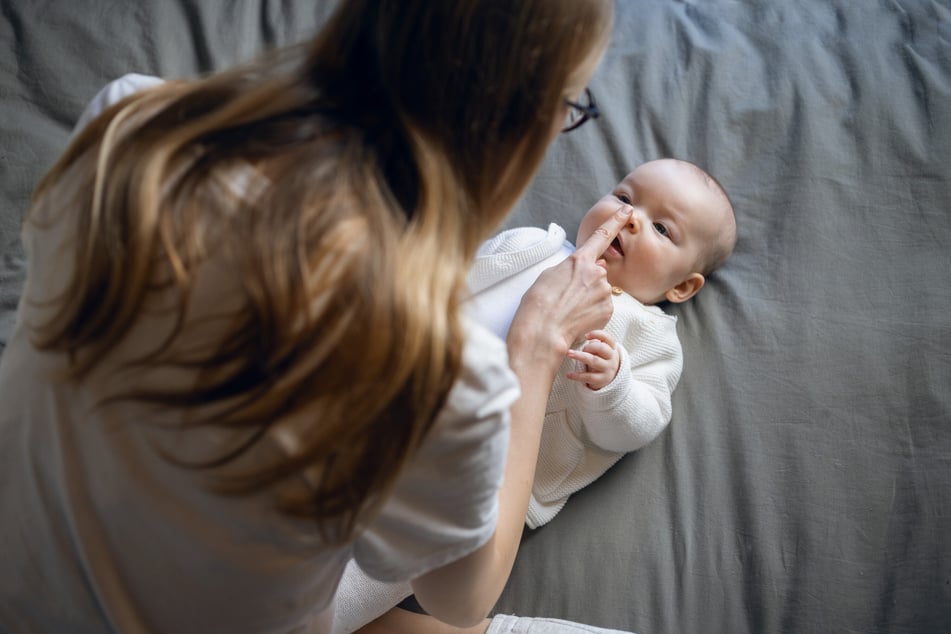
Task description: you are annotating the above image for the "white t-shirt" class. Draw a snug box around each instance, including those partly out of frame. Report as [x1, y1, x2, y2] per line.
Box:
[0, 75, 518, 634]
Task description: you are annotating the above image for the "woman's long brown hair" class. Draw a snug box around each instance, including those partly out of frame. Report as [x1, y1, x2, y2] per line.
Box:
[27, 0, 613, 543]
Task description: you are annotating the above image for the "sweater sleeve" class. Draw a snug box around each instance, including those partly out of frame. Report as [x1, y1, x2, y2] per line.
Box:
[572, 303, 683, 452]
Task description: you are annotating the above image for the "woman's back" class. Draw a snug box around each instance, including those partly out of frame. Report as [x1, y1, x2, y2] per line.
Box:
[0, 160, 349, 631]
[0, 177, 517, 631]
[0, 101, 519, 629]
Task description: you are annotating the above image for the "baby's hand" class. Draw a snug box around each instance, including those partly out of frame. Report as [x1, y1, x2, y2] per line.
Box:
[565, 330, 620, 391]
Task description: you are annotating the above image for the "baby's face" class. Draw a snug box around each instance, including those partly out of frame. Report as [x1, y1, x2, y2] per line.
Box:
[576, 159, 730, 305]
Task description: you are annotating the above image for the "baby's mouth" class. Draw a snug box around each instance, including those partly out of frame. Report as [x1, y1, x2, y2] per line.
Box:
[610, 237, 624, 256]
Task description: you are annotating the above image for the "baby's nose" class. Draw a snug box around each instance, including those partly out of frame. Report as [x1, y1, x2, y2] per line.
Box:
[627, 213, 641, 234]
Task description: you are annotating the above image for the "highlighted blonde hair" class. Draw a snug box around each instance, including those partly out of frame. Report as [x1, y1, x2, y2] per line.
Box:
[29, 0, 613, 542]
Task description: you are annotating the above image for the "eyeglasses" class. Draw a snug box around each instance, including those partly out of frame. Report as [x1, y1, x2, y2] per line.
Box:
[562, 88, 599, 133]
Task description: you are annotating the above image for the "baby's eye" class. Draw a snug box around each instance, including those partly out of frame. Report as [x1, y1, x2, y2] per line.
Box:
[653, 223, 669, 236]
[616, 193, 632, 204]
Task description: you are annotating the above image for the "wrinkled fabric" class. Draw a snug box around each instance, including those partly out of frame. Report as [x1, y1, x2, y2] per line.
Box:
[1, 1, 950, 632]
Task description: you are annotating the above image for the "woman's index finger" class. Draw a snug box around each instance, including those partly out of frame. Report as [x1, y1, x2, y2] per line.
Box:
[574, 206, 632, 260]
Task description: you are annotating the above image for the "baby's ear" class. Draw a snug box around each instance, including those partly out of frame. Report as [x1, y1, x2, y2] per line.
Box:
[665, 273, 705, 303]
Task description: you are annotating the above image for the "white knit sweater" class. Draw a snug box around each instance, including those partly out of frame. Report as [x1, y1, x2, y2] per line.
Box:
[467, 224, 683, 528]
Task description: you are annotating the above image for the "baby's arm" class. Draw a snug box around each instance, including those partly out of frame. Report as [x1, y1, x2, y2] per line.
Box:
[565, 330, 620, 390]
[571, 315, 683, 452]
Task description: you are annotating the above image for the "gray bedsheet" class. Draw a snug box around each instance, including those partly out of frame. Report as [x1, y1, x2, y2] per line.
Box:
[2, 1, 950, 632]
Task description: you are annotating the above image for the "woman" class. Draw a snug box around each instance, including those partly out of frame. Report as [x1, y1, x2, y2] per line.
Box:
[0, 1, 622, 632]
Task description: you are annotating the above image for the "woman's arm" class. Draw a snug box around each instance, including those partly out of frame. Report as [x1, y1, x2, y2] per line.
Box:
[411, 206, 634, 626]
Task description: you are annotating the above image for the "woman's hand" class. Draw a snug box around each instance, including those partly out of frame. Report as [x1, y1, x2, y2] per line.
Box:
[507, 205, 633, 377]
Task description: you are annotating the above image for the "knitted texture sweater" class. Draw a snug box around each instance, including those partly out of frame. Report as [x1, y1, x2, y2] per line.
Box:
[468, 224, 683, 528]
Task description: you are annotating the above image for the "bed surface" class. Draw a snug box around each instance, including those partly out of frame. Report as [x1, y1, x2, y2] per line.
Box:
[2, 1, 950, 632]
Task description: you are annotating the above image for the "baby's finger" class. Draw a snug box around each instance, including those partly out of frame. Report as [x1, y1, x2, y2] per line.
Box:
[567, 348, 596, 367]
[567, 348, 610, 370]
[565, 369, 608, 386]
[565, 369, 593, 382]
[574, 205, 633, 261]
[579, 340, 613, 360]
[585, 330, 617, 349]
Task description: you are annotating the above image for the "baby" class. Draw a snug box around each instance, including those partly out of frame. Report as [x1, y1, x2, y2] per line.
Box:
[467, 157, 737, 528]
[332, 158, 736, 633]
